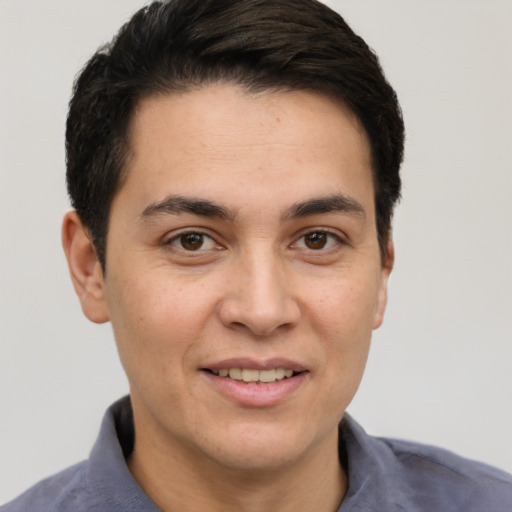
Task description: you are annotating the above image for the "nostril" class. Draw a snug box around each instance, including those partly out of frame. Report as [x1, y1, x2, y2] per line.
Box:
[217, 287, 300, 336]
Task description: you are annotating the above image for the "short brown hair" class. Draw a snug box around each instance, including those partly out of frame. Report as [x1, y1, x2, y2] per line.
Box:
[66, 0, 404, 269]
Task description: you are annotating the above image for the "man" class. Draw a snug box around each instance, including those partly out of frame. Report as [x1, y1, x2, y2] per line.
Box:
[2, 0, 511, 510]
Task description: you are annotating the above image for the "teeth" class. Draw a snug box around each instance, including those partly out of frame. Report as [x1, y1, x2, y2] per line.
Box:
[275, 368, 285, 380]
[213, 368, 296, 383]
[259, 369, 276, 383]
[242, 369, 259, 382]
[228, 368, 242, 380]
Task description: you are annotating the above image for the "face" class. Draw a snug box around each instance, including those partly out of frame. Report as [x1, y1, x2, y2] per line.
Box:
[73, 84, 392, 472]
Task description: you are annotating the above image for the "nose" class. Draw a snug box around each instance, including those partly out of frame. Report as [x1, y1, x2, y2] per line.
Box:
[218, 249, 300, 337]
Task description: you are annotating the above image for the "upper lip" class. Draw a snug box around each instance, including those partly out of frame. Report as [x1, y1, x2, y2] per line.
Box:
[202, 357, 308, 373]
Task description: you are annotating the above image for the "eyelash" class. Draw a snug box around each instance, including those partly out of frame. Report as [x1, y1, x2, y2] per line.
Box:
[292, 230, 345, 251]
[164, 229, 345, 253]
[165, 231, 220, 252]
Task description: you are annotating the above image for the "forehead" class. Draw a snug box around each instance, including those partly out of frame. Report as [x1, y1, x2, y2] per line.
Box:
[120, 84, 374, 216]
[130, 84, 369, 155]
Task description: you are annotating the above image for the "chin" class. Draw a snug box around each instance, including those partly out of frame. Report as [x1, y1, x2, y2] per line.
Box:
[203, 420, 327, 472]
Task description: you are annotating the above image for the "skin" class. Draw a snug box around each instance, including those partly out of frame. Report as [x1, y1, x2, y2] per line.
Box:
[63, 84, 393, 512]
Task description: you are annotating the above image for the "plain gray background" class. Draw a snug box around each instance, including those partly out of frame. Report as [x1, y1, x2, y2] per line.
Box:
[1, 0, 511, 504]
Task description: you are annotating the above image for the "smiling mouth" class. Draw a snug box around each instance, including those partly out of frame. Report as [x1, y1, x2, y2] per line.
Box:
[203, 368, 302, 384]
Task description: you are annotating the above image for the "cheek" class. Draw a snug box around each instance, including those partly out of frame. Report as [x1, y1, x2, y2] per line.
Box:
[305, 273, 379, 389]
[307, 272, 380, 341]
[105, 271, 218, 372]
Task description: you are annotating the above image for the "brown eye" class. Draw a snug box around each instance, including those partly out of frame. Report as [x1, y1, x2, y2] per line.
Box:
[166, 231, 221, 256]
[180, 232, 205, 250]
[304, 232, 328, 250]
[167, 231, 218, 252]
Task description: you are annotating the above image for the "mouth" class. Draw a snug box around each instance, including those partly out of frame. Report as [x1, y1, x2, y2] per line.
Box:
[200, 360, 308, 406]
[200, 357, 309, 406]
[202, 367, 302, 384]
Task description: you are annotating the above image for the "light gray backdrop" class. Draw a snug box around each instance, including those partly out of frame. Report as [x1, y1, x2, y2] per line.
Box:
[1, 0, 511, 504]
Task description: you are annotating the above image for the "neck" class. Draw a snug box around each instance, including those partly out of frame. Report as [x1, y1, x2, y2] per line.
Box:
[128, 421, 346, 512]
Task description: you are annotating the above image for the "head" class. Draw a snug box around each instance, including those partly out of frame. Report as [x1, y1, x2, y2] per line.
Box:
[66, 0, 403, 271]
[62, 0, 404, 490]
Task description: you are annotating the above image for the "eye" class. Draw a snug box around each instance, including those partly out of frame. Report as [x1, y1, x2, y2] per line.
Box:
[167, 232, 217, 251]
[295, 231, 342, 250]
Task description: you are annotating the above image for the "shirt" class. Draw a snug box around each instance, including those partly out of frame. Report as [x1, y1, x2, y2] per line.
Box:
[2, 396, 511, 511]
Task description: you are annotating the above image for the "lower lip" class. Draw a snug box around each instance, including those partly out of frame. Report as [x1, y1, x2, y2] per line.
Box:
[201, 371, 308, 407]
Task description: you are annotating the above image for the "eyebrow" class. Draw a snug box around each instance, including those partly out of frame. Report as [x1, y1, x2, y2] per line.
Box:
[140, 195, 234, 221]
[282, 194, 366, 221]
[140, 193, 365, 223]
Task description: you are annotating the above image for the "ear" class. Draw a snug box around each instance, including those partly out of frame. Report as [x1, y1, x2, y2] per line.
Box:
[373, 238, 394, 329]
[62, 211, 110, 324]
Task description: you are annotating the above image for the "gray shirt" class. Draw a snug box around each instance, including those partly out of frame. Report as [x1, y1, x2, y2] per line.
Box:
[2, 396, 511, 511]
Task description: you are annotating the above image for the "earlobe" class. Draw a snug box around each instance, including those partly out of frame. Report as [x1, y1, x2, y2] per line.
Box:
[62, 211, 110, 324]
[373, 238, 394, 329]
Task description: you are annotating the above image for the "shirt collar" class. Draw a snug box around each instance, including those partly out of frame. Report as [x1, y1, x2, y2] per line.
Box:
[337, 415, 408, 511]
[86, 396, 160, 511]
[87, 396, 406, 512]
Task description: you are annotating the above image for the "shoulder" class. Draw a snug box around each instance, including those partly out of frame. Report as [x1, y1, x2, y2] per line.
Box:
[0, 462, 89, 512]
[339, 416, 512, 512]
[1, 397, 156, 512]
[378, 436, 512, 511]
